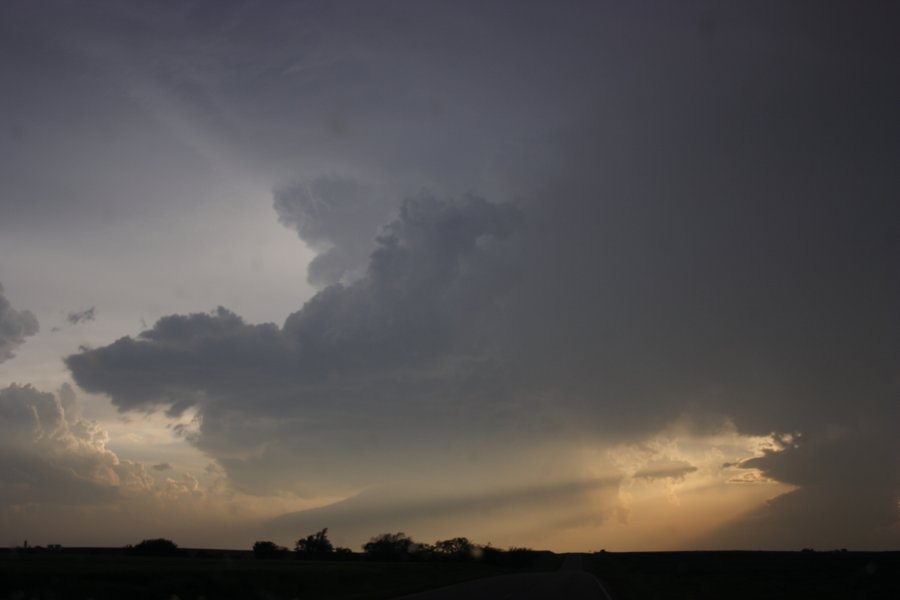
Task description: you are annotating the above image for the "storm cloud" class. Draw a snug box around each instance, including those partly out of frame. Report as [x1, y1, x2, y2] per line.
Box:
[0, 283, 39, 363]
[68, 160, 900, 546]
[2, 0, 898, 549]
[710, 424, 900, 549]
[68, 193, 521, 410]
[274, 178, 399, 286]
[67, 192, 528, 495]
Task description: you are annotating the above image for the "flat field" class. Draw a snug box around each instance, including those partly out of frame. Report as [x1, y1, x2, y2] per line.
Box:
[586, 550, 900, 600]
[0, 554, 518, 600]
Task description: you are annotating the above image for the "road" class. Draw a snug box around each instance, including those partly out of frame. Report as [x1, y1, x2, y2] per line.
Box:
[393, 554, 613, 600]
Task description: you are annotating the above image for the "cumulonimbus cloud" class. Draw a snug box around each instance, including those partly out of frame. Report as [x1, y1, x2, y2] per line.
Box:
[57, 0, 900, 548]
[66, 193, 527, 496]
[66, 170, 900, 547]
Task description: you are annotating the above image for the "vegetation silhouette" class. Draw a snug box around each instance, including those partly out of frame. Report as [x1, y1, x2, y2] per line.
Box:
[127, 538, 183, 557]
[362, 532, 416, 561]
[295, 527, 335, 558]
[248, 528, 548, 569]
[252, 540, 289, 559]
[433, 537, 476, 561]
[4, 541, 897, 600]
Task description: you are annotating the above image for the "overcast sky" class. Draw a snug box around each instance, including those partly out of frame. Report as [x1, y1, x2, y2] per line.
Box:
[1, 0, 898, 552]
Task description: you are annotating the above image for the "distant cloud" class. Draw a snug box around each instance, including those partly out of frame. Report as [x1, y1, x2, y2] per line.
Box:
[265, 478, 621, 546]
[0, 384, 153, 504]
[634, 458, 698, 481]
[66, 306, 96, 325]
[0, 383, 316, 548]
[0, 283, 39, 363]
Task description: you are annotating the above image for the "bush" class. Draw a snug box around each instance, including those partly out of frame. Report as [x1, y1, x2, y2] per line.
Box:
[253, 540, 289, 559]
[434, 537, 475, 560]
[362, 532, 416, 561]
[295, 528, 334, 559]
[128, 538, 183, 557]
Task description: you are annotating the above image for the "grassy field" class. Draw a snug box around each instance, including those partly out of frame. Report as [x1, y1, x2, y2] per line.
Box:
[0, 554, 526, 600]
[585, 550, 900, 600]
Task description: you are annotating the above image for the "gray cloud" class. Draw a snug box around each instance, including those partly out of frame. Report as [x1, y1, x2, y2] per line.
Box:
[151, 462, 173, 472]
[67, 193, 525, 494]
[45, 0, 900, 547]
[68, 193, 521, 412]
[706, 423, 899, 549]
[274, 177, 399, 286]
[0, 283, 39, 363]
[67, 306, 96, 325]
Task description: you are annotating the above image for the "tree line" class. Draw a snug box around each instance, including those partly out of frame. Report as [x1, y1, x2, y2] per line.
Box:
[253, 528, 546, 566]
[119, 529, 547, 567]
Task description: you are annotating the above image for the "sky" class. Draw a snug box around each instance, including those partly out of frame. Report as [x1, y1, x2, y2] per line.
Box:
[1, 0, 898, 552]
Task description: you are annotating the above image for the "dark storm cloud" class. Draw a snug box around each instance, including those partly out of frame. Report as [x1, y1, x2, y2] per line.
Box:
[67, 306, 287, 414]
[274, 178, 399, 285]
[59, 0, 900, 546]
[709, 423, 900, 549]
[66, 306, 96, 325]
[0, 0, 216, 231]
[0, 283, 39, 363]
[68, 193, 524, 494]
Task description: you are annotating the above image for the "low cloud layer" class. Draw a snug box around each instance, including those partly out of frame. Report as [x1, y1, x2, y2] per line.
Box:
[0, 283, 39, 363]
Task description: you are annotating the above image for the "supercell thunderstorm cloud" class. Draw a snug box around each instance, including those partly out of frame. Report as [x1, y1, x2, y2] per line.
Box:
[1, 0, 898, 551]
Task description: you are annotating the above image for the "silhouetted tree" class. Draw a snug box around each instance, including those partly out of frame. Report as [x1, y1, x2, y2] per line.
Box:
[434, 537, 474, 560]
[295, 528, 334, 558]
[362, 532, 416, 561]
[129, 538, 183, 557]
[253, 540, 288, 559]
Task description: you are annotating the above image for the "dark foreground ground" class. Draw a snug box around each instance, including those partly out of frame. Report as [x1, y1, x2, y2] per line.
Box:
[394, 553, 610, 600]
[585, 550, 900, 600]
[0, 551, 558, 600]
[1, 550, 897, 600]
